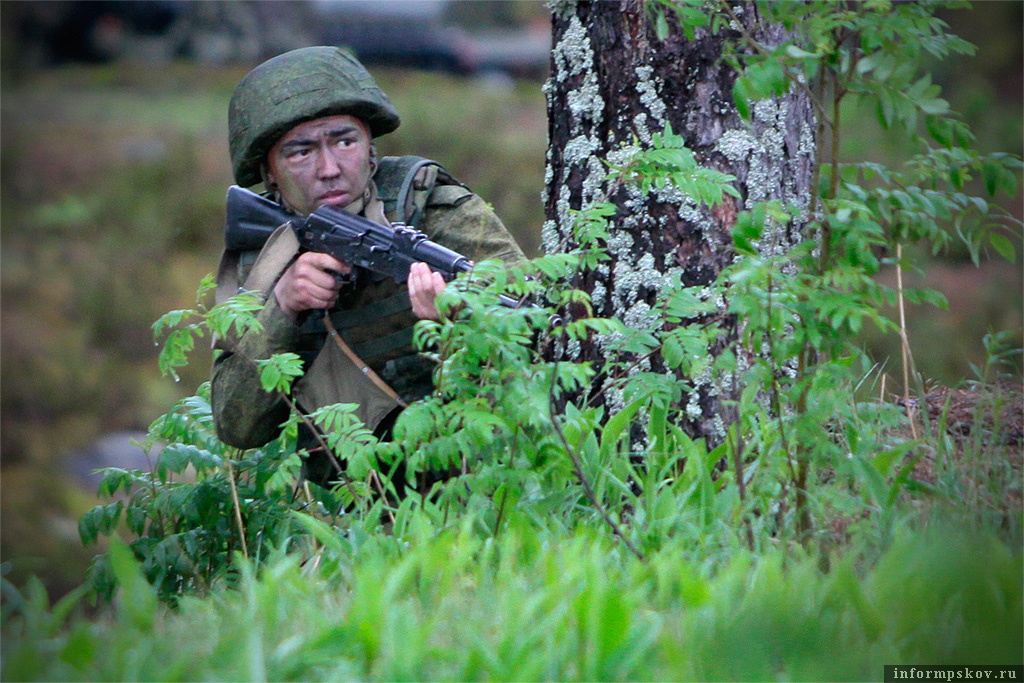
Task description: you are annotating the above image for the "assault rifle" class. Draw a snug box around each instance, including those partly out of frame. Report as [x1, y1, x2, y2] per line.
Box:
[224, 185, 524, 308]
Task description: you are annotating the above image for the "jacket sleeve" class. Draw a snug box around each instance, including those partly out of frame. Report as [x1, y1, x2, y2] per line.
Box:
[423, 187, 527, 267]
[210, 295, 299, 449]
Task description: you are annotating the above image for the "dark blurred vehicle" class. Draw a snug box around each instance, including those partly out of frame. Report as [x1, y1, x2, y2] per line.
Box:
[315, 0, 475, 74]
[2, 0, 318, 69]
[314, 0, 549, 79]
[3, 0, 182, 65]
[464, 26, 550, 80]
[3, 0, 549, 78]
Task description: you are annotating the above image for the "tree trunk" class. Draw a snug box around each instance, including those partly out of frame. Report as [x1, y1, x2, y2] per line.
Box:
[542, 0, 816, 447]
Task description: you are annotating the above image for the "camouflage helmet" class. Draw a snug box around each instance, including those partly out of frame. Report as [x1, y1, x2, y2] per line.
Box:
[229, 46, 401, 187]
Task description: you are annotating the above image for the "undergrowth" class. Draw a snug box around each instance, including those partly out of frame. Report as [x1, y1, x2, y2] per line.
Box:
[3, 523, 1020, 681]
[2, 1, 1021, 681]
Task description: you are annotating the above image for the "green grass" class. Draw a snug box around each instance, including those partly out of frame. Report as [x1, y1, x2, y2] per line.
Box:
[3, 520, 1020, 681]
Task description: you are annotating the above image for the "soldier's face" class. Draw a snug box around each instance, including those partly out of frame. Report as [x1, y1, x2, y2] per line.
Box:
[265, 114, 375, 216]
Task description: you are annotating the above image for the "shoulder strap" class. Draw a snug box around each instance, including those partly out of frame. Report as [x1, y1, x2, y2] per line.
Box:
[375, 155, 467, 227]
[241, 223, 300, 294]
[215, 222, 299, 306]
[215, 248, 244, 306]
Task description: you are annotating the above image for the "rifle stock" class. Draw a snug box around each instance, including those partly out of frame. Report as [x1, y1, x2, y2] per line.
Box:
[224, 186, 288, 251]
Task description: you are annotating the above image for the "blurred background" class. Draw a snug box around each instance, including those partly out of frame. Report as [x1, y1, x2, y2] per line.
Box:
[1, 0, 1020, 599]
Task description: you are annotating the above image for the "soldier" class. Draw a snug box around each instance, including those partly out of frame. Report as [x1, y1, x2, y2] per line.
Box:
[211, 46, 526, 488]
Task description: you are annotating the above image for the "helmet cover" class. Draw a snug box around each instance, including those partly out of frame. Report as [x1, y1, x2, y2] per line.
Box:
[229, 46, 401, 187]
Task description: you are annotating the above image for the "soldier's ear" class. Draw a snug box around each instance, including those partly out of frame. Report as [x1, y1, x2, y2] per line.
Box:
[261, 162, 278, 190]
[260, 163, 284, 206]
[369, 145, 378, 175]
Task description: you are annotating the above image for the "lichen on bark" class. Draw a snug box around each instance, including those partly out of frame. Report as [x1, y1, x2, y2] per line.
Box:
[543, 1, 816, 445]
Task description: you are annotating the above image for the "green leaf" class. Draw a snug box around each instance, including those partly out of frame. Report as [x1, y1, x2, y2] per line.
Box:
[152, 308, 194, 339]
[58, 614, 97, 669]
[733, 76, 751, 120]
[599, 397, 647, 462]
[870, 440, 917, 478]
[998, 166, 1019, 196]
[159, 444, 192, 476]
[157, 327, 198, 379]
[261, 362, 281, 393]
[267, 453, 304, 494]
[78, 501, 124, 546]
[989, 232, 1017, 263]
[126, 505, 148, 536]
[665, 288, 713, 320]
[290, 510, 346, 553]
[785, 45, 819, 60]
[97, 468, 135, 498]
[851, 455, 889, 508]
[655, 11, 670, 41]
[109, 539, 157, 631]
[731, 211, 763, 255]
[743, 59, 789, 100]
[78, 507, 100, 546]
[596, 589, 630, 674]
[255, 353, 304, 394]
[206, 292, 264, 340]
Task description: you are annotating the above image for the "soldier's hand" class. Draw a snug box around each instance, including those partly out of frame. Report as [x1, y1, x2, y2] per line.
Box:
[408, 262, 447, 321]
[273, 252, 351, 320]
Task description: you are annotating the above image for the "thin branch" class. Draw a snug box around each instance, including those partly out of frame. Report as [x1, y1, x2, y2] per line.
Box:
[225, 459, 249, 559]
[368, 470, 397, 528]
[547, 363, 646, 561]
[895, 243, 920, 439]
[728, 418, 756, 551]
[762, 269, 799, 484]
[227, 339, 365, 508]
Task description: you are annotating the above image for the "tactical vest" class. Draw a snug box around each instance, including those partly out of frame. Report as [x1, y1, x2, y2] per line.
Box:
[215, 156, 473, 450]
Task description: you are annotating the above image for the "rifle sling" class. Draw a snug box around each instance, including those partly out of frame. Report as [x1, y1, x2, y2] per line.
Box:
[322, 314, 407, 407]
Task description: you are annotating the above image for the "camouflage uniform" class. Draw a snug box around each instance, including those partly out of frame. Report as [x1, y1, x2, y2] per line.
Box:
[209, 47, 525, 483]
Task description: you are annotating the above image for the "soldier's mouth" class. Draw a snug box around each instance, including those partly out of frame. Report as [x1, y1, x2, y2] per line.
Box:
[317, 190, 350, 207]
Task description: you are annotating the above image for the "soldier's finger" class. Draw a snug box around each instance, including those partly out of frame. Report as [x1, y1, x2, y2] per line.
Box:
[304, 252, 352, 275]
